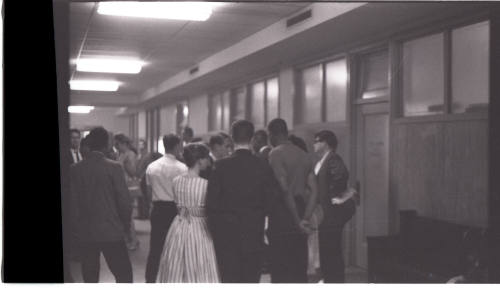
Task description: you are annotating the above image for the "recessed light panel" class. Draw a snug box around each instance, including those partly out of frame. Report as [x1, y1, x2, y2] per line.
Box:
[97, 2, 219, 21]
[69, 80, 120, 91]
[77, 58, 144, 74]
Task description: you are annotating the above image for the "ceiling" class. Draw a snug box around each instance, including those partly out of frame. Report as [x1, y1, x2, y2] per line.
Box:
[69, 1, 311, 107]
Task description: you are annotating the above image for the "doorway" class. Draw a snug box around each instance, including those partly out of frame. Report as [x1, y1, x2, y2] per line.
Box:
[352, 101, 390, 268]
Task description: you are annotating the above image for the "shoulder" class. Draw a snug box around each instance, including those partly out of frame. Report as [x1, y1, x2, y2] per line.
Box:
[327, 153, 347, 173]
[106, 158, 124, 170]
[174, 160, 188, 171]
[125, 150, 137, 159]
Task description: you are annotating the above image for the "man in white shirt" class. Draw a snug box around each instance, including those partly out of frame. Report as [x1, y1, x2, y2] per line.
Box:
[144, 134, 187, 283]
[70, 128, 82, 164]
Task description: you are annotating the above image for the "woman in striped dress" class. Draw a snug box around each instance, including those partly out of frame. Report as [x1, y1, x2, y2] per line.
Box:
[157, 143, 220, 283]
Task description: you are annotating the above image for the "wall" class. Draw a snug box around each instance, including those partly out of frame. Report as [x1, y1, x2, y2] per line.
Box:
[391, 118, 488, 227]
[70, 107, 129, 135]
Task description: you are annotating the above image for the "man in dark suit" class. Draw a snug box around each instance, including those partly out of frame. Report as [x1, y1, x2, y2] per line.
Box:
[206, 120, 279, 283]
[69, 128, 82, 164]
[69, 127, 133, 283]
[313, 130, 357, 283]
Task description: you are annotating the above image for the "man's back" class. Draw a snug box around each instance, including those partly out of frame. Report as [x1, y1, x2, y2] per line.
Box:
[207, 149, 277, 252]
[268, 142, 313, 233]
[70, 151, 132, 242]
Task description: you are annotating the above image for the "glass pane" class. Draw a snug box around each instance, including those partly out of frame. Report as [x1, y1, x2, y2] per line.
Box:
[402, 33, 445, 116]
[209, 94, 222, 131]
[452, 21, 489, 113]
[266, 78, 279, 122]
[251, 82, 265, 128]
[361, 51, 388, 99]
[222, 91, 231, 130]
[301, 64, 323, 123]
[232, 87, 246, 122]
[326, 58, 347, 122]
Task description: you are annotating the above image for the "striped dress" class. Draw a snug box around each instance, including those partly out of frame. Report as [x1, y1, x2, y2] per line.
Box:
[157, 174, 220, 283]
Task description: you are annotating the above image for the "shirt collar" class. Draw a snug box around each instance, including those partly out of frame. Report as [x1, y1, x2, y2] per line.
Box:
[164, 153, 177, 160]
[320, 150, 332, 163]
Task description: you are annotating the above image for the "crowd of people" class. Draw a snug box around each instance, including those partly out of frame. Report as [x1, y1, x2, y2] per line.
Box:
[65, 118, 358, 283]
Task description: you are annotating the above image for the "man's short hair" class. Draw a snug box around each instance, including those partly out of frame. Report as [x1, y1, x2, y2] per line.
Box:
[182, 126, 194, 138]
[209, 135, 224, 149]
[267, 118, 288, 137]
[70, 128, 81, 136]
[87, 127, 109, 151]
[231, 120, 254, 144]
[315, 130, 338, 150]
[163, 134, 181, 152]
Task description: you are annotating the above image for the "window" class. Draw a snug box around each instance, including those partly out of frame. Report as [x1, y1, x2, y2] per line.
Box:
[401, 21, 489, 117]
[222, 91, 231, 130]
[250, 81, 265, 128]
[232, 87, 246, 122]
[266, 78, 279, 122]
[209, 94, 222, 131]
[299, 58, 348, 124]
[300, 64, 323, 124]
[451, 21, 489, 113]
[402, 33, 445, 116]
[359, 50, 389, 99]
[326, 59, 347, 122]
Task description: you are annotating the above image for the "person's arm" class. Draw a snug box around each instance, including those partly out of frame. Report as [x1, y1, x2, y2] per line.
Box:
[303, 171, 318, 221]
[331, 187, 358, 204]
[112, 164, 133, 230]
[326, 155, 350, 204]
[123, 151, 137, 178]
[269, 152, 302, 230]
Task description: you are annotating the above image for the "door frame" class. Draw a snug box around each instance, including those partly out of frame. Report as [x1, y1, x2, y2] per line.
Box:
[349, 100, 390, 268]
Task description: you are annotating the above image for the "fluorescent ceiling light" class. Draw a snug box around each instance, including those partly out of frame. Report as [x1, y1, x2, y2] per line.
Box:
[76, 58, 144, 74]
[97, 2, 220, 21]
[69, 80, 120, 91]
[68, 106, 95, 114]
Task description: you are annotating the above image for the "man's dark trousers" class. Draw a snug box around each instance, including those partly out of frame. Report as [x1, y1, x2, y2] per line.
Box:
[269, 232, 308, 283]
[145, 201, 177, 282]
[80, 240, 132, 283]
[214, 242, 263, 283]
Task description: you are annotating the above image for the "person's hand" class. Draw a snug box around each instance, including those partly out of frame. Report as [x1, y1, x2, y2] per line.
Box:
[331, 197, 344, 205]
[298, 219, 313, 235]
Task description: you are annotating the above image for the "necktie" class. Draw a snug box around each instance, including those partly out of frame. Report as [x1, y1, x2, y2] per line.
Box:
[76, 150, 81, 162]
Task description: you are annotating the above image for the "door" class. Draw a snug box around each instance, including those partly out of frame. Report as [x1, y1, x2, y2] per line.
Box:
[353, 102, 390, 268]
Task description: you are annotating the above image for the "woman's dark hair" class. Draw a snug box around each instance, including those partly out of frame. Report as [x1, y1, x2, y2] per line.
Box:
[314, 130, 338, 150]
[289, 134, 308, 152]
[114, 133, 137, 154]
[182, 143, 209, 168]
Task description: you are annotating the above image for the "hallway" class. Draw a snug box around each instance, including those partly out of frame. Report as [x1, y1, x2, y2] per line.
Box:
[69, 218, 367, 283]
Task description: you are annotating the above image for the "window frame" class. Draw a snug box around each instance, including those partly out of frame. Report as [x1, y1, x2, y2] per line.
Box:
[394, 15, 490, 121]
